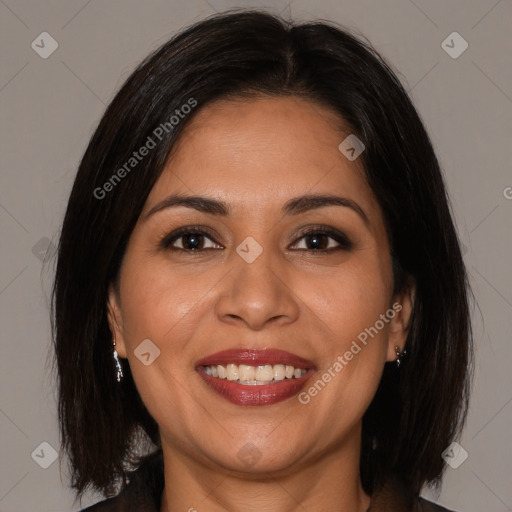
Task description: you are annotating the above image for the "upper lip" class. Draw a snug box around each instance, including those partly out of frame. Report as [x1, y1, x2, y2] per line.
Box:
[196, 348, 316, 369]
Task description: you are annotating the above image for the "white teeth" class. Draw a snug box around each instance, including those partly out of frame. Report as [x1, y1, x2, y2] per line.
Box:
[217, 365, 226, 379]
[226, 363, 239, 381]
[273, 364, 285, 381]
[239, 364, 255, 381]
[202, 363, 307, 385]
[255, 364, 274, 381]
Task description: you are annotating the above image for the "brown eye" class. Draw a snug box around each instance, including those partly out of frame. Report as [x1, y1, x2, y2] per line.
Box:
[290, 227, 352, 252]
[160, 227, 223, 252]
[160, 225, 352, 255]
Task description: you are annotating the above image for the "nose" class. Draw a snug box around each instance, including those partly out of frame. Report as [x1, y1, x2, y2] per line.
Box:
[214, 245, 300, 331]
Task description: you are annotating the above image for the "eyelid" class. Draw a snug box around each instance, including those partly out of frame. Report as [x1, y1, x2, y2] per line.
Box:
[289, 225, 352, 251]
[160, 224, 352, 253]
[159, 225, 221, 251]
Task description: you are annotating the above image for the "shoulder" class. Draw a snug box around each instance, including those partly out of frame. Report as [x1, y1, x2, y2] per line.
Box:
[369, 477, 461, 512]
[79, 495, 123, 511]
[418, 496, 459, 512]
[78, 486, 142, 512]
[77, 449, 164, 512]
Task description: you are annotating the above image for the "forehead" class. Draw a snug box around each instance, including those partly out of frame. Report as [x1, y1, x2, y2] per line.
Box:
[143, 96, 380, 223]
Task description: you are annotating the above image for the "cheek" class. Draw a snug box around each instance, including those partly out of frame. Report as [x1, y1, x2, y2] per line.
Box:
[304, 257, 392, 345]
[118, 261, 200, 426]
[119, 255, 201, 343]
[117, 252, 215, 398]
[296, 256, 392, 412]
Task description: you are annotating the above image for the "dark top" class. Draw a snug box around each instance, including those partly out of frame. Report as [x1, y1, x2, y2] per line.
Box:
[79, 450, 457, 512]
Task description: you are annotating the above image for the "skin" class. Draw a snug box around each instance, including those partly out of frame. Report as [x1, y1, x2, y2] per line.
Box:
[107, 96, 414, 512]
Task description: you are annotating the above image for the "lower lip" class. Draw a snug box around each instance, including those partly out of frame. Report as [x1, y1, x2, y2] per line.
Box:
[197, 368, 314, 406]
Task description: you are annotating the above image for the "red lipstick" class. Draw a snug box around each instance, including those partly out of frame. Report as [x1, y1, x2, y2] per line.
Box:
[196, 349, 316, 406]
[196, 348, 314, 368]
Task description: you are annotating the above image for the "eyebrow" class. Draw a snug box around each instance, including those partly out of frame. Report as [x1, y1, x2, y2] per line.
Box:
[143, 193, 369, 225]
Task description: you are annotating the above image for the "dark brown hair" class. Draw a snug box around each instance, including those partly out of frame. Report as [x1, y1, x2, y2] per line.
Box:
[51, 8, 473, 503]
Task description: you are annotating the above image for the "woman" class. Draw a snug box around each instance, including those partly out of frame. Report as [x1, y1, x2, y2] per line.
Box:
[52, 9, 473, 512]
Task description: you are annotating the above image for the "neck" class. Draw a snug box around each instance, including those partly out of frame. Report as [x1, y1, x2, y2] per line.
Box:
[159, 426, 371, 512]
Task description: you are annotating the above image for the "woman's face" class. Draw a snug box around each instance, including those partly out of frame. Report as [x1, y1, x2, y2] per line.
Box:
[108, 96, 412, 474]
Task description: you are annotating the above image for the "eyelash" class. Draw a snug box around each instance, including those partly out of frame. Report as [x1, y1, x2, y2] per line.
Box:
[159, 225, 352, 255]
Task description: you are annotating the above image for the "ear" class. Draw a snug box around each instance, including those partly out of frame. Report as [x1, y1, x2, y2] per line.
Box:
[107, 282, 127, 358]
[385, 282, 415, 363]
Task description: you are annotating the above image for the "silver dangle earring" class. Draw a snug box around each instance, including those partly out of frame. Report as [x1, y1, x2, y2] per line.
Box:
[395, 345, 407, 368]
[113, 335, 123, 382]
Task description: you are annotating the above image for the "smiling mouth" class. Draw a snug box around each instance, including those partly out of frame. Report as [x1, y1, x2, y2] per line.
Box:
[195, 348, 315, 406]
[200, 363, 308, 385]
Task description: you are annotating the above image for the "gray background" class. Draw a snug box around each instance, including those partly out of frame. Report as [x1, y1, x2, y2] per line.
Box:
[1, 1, 511, 511]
